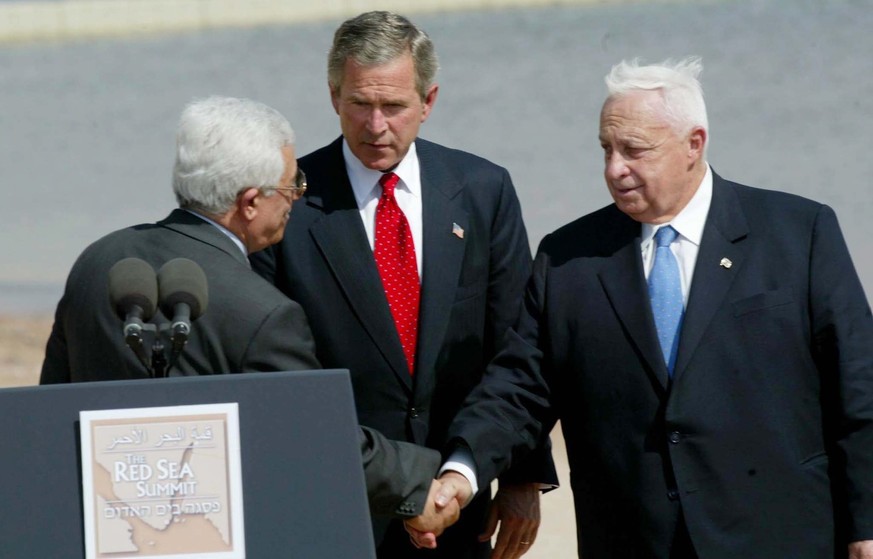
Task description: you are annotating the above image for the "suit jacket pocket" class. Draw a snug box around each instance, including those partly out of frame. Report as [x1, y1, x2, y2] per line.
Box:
[732, 289, 794, 316]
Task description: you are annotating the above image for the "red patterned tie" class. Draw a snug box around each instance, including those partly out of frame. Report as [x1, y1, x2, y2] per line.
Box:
[374, 172, 420, 375]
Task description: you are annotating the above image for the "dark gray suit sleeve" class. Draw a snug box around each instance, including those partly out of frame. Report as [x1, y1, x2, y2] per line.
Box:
[359, 426, 441, 517]
[240, 298, 321, 372]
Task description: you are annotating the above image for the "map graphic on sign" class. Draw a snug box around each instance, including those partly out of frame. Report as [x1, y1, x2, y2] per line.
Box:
[80, 403, 245, 559]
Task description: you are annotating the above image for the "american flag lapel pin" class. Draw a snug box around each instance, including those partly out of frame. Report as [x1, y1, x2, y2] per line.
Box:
[720, 257, 732, 269]
[452, 222, 465, 239]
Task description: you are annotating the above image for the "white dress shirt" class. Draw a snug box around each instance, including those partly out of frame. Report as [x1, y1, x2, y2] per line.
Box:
[345, 140, 471, 487]
[343, 139, 424, 278]
[640, 164, 713, 305]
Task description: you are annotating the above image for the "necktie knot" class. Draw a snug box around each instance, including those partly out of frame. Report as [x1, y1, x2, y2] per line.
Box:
[379, 172, 400, 199]
[654, 225, 678, 247]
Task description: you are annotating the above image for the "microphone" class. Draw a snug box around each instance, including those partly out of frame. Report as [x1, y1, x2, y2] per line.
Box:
[108, 258, 158, 369]
[157, 258, 208, 359]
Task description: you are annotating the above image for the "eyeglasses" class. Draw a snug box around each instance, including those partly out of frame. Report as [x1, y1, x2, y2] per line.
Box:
[265, 168, 307, 201]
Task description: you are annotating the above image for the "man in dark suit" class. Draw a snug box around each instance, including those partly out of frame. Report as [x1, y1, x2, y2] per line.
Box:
[252, 11, 556, 558]
[421, 58, 873, 558]
[41, 96, 318, 382]
[39, 96, 458, 528]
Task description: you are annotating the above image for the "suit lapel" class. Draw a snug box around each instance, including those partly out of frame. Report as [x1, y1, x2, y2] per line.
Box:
[307, 141, 412, 390]
[673, 173, 749, 379]
[597, 214, 670, 390]
[416, 142, 468, 395]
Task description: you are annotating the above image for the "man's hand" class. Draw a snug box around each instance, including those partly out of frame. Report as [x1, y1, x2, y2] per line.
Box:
[849, 540, 873, 559]
[479, 482, 541, 558]
[435, 470, 475, 508]
[404, 472, 473, 549]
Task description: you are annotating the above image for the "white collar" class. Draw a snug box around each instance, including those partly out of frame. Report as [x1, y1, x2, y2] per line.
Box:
[342, 139, 422, 205]
[641, 164, 713, 247]
[185, 209, 248, 257]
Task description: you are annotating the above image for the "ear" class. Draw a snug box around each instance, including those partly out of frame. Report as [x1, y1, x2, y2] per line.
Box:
[688, 126, 706, 161]
[330, 82, 341, 115]
[420, 84, 439, 123]
[237, 187, 261, 222]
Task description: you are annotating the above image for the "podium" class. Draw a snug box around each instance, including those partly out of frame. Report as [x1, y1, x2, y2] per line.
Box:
[0, 370, 376, 558]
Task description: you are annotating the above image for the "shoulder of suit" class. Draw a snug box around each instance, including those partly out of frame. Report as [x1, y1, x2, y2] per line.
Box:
[551, 204, 630, 238]
[537, 203, 638, 261]
[70, 220, 164, 269]
[299, 136, 343, 167]
[717, 175, 827, 218]
[206, 263, 298, 313]
[416, 137, 503, 170]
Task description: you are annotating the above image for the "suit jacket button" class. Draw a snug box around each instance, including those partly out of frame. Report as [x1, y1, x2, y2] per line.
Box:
[669, 431, 681, 444]
[409, 407, 418, 418]
[667, 489, 679, 501]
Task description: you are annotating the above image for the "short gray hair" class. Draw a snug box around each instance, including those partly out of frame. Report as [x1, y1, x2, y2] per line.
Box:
[172, 96, 295, 215]
[605, 57, 709, 137]
[328, 11, 439, 100]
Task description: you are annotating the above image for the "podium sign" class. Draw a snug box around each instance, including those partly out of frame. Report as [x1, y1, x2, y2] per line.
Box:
[80, 404, 245, 559]
[0, 370, 375, 558]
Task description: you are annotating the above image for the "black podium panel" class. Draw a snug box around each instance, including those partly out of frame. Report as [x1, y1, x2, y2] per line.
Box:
[0, 370, 375, 558]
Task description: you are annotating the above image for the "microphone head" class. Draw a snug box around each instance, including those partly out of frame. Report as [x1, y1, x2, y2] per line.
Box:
[157, 258, 209, 320]
[108, 258, 158, 321]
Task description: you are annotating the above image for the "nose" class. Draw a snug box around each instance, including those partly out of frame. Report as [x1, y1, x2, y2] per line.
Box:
[604, 151, 630, 181]
[366, 107, 388, 135]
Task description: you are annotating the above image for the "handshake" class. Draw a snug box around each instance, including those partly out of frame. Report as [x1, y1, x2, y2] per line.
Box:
[403, 471, 473, 549]
[403, 473, 541, 556]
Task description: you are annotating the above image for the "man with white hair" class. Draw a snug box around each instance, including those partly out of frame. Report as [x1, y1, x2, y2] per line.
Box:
[417, 58, 873, 558]
[41, 95, 318, 381]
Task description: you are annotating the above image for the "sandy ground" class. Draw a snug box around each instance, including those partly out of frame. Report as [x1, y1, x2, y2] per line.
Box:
[0, 314, 52, 388]
[0, 314, 578, 557]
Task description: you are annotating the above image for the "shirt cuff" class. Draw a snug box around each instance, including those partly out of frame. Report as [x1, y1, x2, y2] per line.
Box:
[439, 448, 479, 505]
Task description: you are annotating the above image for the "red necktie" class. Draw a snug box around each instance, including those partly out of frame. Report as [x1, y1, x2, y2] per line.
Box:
[374, 172, 420, 375]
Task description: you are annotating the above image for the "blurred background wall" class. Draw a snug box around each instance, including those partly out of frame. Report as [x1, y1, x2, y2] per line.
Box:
[2, 0, 870, 313]
[1, 0, 645, 43]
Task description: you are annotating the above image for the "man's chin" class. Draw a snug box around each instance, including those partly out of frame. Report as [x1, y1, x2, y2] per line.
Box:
[614, 200, 648, 220]
[354, 146, 399, 171]
[367, 160, 398, 172]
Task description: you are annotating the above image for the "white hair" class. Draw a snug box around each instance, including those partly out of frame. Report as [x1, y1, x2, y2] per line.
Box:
[172, 96, 295, 215]
[605, 57, 709, 139]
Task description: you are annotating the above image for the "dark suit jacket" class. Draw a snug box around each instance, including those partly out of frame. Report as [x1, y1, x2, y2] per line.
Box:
[41, 209, 439, 519]
[361, 426, 441, 517]
[449, 173, 873, 558]
[41, 209, 320, 381]
[252, 137, 557, 556]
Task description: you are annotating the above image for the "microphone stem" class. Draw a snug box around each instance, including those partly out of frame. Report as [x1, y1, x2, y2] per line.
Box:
[152, 338, 168, 378]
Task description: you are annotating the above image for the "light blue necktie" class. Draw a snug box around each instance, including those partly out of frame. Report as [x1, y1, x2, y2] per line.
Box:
[648, 226, 684, 375]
